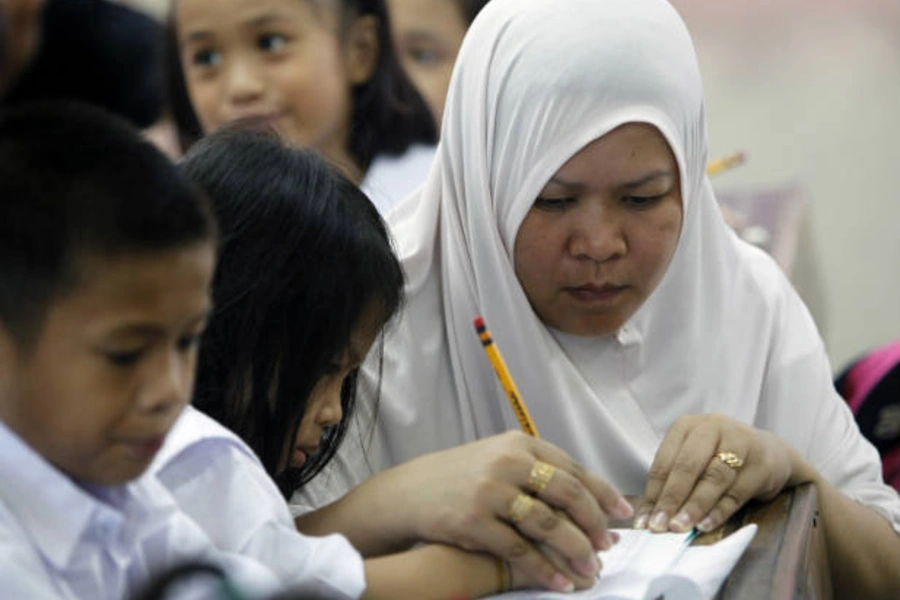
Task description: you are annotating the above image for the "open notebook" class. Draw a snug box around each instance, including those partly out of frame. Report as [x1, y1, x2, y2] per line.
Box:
[488, 523, 757, 600]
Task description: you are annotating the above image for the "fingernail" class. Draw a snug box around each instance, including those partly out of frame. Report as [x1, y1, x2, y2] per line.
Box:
[616, 497, 634, 518]
[551, 573, 575, 592]
[698, 516, 716, 532]
[572, 555, 601, 577]
[670, 511, 692, 533]
[609, 530, 620, 544]
[633, 512, 649, 530]
[603, 532, 616, 550]
[649, 511, 669, 532]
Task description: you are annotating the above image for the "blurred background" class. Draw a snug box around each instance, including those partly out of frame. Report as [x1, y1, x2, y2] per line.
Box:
[672, 0, 900, 371]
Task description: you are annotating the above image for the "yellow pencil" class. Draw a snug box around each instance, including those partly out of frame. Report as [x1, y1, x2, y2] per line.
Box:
[474, 316, 540, 437]
[706, 151, 746, 176]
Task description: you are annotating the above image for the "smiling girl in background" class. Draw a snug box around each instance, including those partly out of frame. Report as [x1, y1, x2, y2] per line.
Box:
[165, 0, 436, 213]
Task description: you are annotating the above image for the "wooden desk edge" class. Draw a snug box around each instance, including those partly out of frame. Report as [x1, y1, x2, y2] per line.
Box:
[717, 483, 831, 600]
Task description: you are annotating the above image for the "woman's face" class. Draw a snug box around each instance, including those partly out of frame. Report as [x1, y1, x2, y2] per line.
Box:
[387, 0, 467, 129]
[514, 123, 683, 337]
[175, 0, 376, 177]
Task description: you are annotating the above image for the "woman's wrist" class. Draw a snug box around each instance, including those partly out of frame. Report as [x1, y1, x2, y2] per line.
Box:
[787, 447, 819, 488]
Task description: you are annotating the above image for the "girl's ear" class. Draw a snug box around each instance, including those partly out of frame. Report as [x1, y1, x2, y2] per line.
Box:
[342, 15, 379, 86]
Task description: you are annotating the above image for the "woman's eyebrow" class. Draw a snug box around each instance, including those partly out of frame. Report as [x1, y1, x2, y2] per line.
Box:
[546, 175, 583, 190]
[623, 170, 675, 189]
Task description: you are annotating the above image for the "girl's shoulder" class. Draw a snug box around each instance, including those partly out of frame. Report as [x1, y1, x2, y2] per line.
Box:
[361, 144, 437, 215]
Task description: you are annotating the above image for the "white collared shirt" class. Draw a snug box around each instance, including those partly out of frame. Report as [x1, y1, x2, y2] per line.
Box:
[152, 406, 366, 599]
[0, 419, 280, 599]
[360, 144, 436, 216]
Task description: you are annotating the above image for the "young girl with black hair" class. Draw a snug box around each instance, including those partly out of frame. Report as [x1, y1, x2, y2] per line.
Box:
[165, 0, 437, 214]
[154, 128, 631, 597]
[387, 0, 489, 129]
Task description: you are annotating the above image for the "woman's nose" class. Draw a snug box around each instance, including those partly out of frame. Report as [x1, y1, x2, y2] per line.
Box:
[568, 202, 627, 262]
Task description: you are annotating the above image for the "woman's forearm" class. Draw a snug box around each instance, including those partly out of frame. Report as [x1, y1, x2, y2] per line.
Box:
[795, 459, 900, 597]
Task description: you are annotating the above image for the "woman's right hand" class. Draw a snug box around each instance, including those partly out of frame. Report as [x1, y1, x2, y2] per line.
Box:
[378, 431, 632, 591]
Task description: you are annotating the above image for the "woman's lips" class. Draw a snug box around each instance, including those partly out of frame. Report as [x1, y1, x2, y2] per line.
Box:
[566, 283, 627, 303]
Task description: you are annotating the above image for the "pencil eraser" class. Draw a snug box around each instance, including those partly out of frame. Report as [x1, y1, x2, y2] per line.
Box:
[473, 316, 485, 329]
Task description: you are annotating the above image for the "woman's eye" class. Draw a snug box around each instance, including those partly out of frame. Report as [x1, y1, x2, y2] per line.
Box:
[624, 194, 664, 208]
[191, 49, 222, 68]
[534, 196, 575, 211]
[258, 33, 288, 52]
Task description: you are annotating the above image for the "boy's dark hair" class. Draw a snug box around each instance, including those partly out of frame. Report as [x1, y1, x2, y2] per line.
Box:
[180, 127, 404, 497]
[0, 101, 215, 347]
[163, 0, 436, 172]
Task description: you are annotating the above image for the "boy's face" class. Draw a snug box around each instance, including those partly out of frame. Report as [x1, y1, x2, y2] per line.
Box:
[0, 243, 214, 486]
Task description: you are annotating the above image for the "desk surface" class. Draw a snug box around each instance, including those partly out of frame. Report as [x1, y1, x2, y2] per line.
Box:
[617, 483, 830, 599]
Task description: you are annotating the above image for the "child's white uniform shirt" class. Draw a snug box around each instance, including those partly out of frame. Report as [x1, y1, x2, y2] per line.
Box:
[152, 406, 367, 599]
[0, 419, 279, 599]
[361, 144, 436, 216]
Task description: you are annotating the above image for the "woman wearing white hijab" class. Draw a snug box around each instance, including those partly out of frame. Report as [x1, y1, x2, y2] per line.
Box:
[300, 0, 900, 594]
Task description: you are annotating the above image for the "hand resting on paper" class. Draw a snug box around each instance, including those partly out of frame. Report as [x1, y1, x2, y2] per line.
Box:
[299, 431, 633, 592]
[634, 414, 809, 534]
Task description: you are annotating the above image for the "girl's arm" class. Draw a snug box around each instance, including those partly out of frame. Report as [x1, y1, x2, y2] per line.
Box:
[363, 545, 501, 600]
[362, 544, 577, 599]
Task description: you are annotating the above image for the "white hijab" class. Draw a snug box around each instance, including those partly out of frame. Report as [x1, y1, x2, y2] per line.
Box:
[320, 0, 899, 525]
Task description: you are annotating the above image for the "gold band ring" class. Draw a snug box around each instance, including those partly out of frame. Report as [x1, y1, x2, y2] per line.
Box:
[507, 493, 535, 525]
[495, 557, 511, 593]
[527, 460, 556, 495]
[716, 451, 745, 471]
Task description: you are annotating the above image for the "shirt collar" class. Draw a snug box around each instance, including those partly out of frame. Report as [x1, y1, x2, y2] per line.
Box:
[0, 420, 133, 568]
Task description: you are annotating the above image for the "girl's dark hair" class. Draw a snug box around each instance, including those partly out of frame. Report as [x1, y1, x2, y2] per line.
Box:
[180, 127, 404, 497]
[164, 0, 436, 172]
[458, 0, 491, 24]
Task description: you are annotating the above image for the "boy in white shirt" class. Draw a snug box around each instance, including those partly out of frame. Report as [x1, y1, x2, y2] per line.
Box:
[0, 102, 278, 599]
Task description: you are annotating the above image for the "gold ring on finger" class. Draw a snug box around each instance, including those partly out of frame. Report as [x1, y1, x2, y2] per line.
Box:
[527, 460, 556, 495]
[716, 451, 744, 471]
[507, 493, 535, 525]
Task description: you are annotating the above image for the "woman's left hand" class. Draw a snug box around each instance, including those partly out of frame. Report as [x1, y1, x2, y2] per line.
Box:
[634, 414, 810, 533]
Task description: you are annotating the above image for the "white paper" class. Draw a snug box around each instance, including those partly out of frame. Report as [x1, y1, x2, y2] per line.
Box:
[488, 524, 757, 600]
